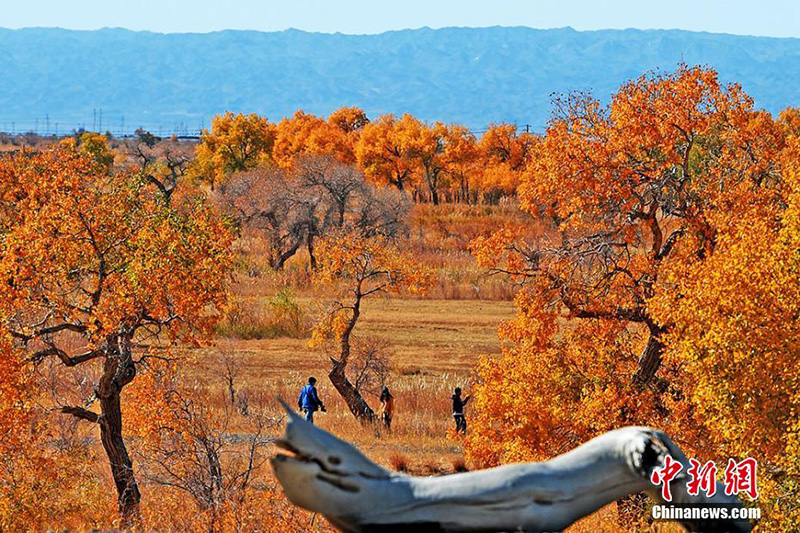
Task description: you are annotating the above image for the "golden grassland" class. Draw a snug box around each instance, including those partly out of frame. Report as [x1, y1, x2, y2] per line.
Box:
[205, 297, 515, 455]
[193, 294, 676, 532]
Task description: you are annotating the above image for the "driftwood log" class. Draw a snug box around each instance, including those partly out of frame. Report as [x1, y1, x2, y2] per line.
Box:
[271, 406, 751, 532]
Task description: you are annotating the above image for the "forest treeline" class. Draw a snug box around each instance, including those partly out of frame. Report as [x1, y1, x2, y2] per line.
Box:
[188, 107, 531, 204]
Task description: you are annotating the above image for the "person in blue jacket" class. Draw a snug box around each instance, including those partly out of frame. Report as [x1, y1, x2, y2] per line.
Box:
[298, 376, 326, 424]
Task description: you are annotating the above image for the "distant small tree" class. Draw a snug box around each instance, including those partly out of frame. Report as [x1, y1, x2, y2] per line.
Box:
[131, 131, 193, 202]
[193, 112, 274, 189]
[216, 166, 320, 270]
[59, 131, 116, 173]
[309, 232, 430, 422]
[475, 123, 535, 201]
[217, 158, 410, 270]
[327, 106, 370, 134]
[442, 124, 479, 203]
[272, 111, 355, 169]
[356, 114, 419, 191]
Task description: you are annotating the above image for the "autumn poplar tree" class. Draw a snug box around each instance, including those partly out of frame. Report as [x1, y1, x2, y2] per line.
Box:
[327, 106, 370, 135]
[0, 146, 232, 525]
[406, 119, 449, 205]
[467, 66, 786, 466]
[310, 232, 430, 421]
[442, 124, 479, 203]
[355, 114, 419, 191]
[193, 112, 274, 189]
[272, 110, 356, 169]
[474, 123, 534, 200]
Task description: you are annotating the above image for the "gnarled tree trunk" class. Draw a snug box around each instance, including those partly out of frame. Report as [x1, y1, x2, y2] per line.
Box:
[272, 407, 751, 533]
[634, 326, 665, 383]
[327, 292, 377, 422]
[329, 360, 376, 422]
[97, 334, 141, 527]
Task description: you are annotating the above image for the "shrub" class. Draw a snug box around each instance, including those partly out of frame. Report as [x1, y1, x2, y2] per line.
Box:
[216, 289, 308, 339]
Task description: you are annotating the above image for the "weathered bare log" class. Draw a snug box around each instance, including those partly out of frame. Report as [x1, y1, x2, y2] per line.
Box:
[271, 405, 750, 532]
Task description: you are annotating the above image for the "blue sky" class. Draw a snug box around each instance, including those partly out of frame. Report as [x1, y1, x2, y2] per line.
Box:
[2, 0, 800, 37]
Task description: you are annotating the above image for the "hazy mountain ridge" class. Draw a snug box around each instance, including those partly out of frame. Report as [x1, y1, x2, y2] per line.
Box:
[0, 26, 798, 133]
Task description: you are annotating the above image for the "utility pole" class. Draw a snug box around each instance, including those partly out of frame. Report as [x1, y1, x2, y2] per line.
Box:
[99, 109, 103, 132]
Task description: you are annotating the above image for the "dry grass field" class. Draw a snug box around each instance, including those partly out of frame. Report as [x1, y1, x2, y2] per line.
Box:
[186, 293, 675, 532]
[197, 297, 514, 465]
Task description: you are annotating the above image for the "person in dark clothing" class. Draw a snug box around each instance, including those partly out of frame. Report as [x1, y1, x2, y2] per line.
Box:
[379, 386, 395, 430]
[452, 387, 470, 434]
[298, 376, 325, 424]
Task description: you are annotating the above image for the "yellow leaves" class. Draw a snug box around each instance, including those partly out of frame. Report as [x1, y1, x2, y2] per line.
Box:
[0, 145, 232, 346]
[310, 231, 432, 345]
[328, 106, 370, 134]
[649, 164, 800, 470]
[315, 231, 433, 296]
[192, 112, 274, 187]
[468, 225, 523, 273]
[0, 330, 112, 531]
[465, 314, 670, 468]
[308, 307, 349, 348]
[466, 69, 800, 529]
[474, 124, 534, 196]
[355, 113, 420, 190]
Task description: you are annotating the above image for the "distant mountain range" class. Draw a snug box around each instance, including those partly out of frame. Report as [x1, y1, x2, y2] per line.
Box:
[0, 26, 799, 135]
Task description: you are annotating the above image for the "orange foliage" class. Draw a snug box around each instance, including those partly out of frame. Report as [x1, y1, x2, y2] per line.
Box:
[0, 146, 233, 523]
[466, 66, 796, 527]
[0, 331, 112, 530]
[441, 124, 480, 203]
[310, 231, 432, 347]
[273, 110, 356, 169]
[355, 113, 421, 191]
[474, 123, 535, 196]
[327, 106, 370, 134]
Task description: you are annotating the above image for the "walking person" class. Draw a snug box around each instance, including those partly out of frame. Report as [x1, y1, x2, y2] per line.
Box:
[379, 386, 395, 430]
[452, 387, 470, 434]
[298, 376, 326, 425]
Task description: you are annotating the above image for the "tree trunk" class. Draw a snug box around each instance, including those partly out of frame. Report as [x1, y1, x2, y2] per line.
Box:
[307, 233, 317, 270]
[425, 168, 440, 206]
[328, 294, 377, 423]
[328, 361, 376, 422]
[272, 412, 751, 533]
[337, 204, 346, 227]
[634, 329, 665, 383]
[428, 176, 439, 205]
[98, 335, 140, 527]
[227, 377, 236, 405]
[274, 241, 301, 270]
